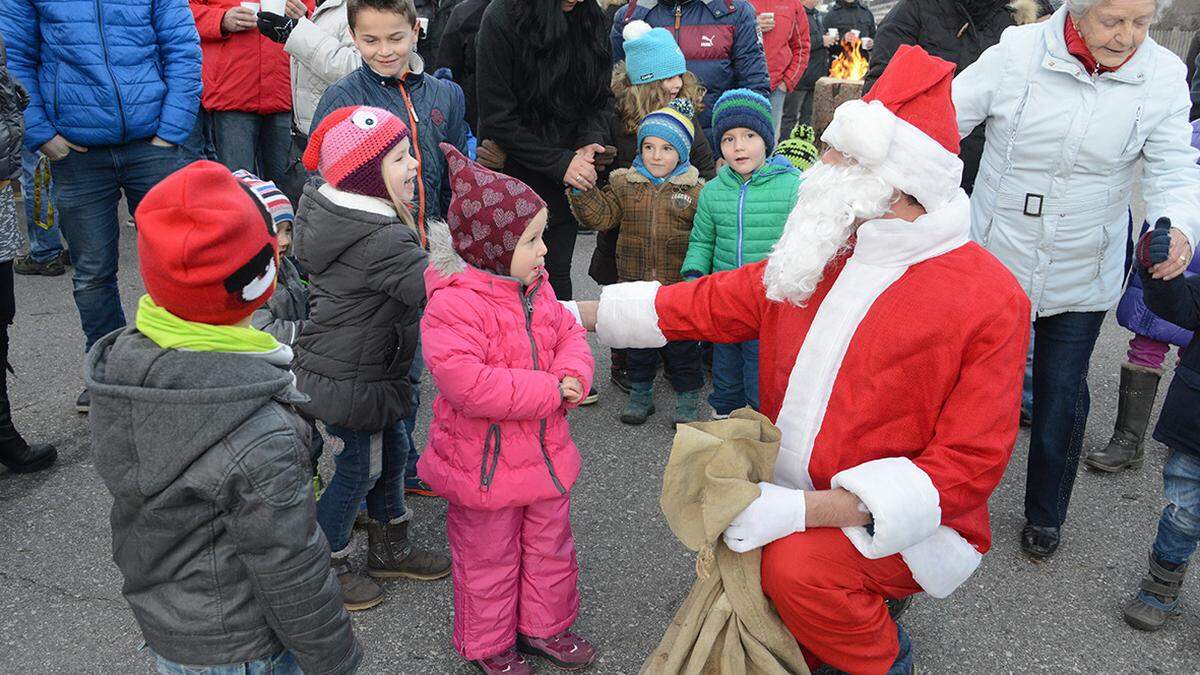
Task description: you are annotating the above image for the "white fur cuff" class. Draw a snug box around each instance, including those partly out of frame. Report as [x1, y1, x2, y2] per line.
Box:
[831, 457, 941, 559]
[596, 281, 668, 349]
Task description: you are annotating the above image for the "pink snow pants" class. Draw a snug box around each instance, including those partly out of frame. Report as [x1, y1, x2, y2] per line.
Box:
[447, 494, 580, 660]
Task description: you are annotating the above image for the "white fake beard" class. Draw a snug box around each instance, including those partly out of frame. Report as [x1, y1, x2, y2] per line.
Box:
[763, 160, 898, 305]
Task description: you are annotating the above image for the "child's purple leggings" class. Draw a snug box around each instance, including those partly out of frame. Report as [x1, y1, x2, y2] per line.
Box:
[1127, 334, 1170, 370]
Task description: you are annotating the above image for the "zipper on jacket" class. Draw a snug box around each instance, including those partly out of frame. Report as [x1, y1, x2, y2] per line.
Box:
[94, 0, 128, 143]
[520, 280, 567, 495]
[736, 178, 749, 267]
[479, 424, 501, 490]
[673, 5, 682, 42]
[397, 78, 427, 248]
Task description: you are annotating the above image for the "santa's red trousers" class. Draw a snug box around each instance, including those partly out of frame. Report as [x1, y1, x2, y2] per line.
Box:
[762, 528, 922, 674]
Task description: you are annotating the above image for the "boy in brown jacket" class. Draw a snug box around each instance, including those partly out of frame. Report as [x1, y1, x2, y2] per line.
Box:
[569, 100, 703, 426]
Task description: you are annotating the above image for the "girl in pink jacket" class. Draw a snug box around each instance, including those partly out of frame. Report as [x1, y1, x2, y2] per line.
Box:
[418, 143, 596, 675]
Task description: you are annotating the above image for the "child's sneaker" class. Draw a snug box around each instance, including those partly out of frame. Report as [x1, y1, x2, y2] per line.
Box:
[674, 389, 701, 425]
[404, 476, 437, 497]
[472, 648, 531, 675]
[517, 631, 597, 670]
[1124, 553, 1187, 631]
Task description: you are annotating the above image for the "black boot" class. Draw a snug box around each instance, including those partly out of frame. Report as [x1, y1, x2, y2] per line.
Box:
[0, 325, 55, 474]
[366, 519, 451, 581]
[1085, 364, 1161, 473]
[1124, 553, 1187, 631]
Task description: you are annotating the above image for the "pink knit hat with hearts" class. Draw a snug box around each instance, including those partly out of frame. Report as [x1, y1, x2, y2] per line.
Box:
[440, 143, 547, 276]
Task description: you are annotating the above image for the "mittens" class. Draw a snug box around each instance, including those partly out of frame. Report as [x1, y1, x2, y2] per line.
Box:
[1136, 217, 1173, 269]
[257, 12, 296, 44]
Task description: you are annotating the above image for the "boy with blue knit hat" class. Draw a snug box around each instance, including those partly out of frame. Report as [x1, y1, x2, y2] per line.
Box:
[682, 87, 802, 419]
[569, 99, 705, 425]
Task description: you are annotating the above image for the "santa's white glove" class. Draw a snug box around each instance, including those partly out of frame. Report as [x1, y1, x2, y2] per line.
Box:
[722, 482, 807, 553]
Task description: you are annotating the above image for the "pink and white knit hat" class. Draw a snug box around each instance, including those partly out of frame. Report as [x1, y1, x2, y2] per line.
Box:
[302, 106, 410, 202]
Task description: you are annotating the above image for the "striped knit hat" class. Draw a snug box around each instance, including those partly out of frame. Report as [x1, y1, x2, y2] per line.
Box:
[637, 99, 696, 165]
[773, 124, 819, 172]
[232, 170, 294, 227]
[712, 89, 777, 153]
[302, 106, 410, 202]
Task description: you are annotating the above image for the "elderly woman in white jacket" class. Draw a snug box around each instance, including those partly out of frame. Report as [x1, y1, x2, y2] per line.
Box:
[953, 0, 1200, 561]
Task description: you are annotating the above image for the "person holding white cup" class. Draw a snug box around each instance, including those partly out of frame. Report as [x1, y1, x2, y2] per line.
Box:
[749, 0, 812, 138]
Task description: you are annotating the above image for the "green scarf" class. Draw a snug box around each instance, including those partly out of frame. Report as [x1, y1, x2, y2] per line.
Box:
[136, 295, 281, 354]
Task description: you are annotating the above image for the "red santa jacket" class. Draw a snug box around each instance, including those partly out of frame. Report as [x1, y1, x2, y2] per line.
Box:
[190, 0, 310, 114]
[597, 194, 1030, 597]
[749, 0, 810, 91]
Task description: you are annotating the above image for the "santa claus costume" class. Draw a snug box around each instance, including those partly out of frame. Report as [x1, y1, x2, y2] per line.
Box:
[594, 46, 1030, 673]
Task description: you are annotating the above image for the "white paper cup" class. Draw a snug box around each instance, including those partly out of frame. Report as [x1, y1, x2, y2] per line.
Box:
[240, 1, 260, 13]
[761, 12, 774, 19]
[417, 16, 429, 37]
[849, 29, 861, 39]
[261, 0, 285, 15]
[826, 28, 839, 37]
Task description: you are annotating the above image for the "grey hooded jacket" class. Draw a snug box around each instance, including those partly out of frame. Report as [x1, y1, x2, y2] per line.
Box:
[293, 180, 428, 431]
[85, 328, 361, 674]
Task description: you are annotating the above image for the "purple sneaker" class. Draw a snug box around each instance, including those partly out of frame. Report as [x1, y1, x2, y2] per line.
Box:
[472, 648, 531, 675]
[517, 631, 597, 670]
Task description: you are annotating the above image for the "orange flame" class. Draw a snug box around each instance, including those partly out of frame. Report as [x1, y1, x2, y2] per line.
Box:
[829, 39, 869, 81]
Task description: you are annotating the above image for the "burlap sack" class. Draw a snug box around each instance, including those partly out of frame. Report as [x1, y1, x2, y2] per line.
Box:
[641, 409, 810, 675]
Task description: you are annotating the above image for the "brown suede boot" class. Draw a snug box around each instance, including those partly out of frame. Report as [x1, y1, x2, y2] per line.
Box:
[330, 553, 384, 612]
[366, 520, 452, 581]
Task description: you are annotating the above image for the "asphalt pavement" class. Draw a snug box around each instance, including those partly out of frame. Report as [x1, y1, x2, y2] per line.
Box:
[0, 221, 1196, 674]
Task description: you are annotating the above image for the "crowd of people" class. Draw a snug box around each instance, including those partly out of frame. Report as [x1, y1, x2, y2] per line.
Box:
[0, 0, 1199, 673]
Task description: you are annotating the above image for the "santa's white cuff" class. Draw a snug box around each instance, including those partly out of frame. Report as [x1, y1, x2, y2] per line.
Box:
[831, 457, 941, 559]
[596, 281, 668, 349]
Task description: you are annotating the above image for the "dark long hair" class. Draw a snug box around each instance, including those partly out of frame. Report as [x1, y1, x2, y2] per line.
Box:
[510, 0, 611, 125]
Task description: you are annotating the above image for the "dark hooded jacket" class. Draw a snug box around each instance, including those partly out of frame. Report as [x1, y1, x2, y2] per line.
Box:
[86, 328, 359, 674]
[292, 180, 428, 431]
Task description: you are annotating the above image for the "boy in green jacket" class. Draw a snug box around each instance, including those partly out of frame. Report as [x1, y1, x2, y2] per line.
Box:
[681, 88, 801, 418]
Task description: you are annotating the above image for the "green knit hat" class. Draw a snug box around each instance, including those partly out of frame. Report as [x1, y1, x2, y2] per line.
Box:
[773, 123, 819, 172]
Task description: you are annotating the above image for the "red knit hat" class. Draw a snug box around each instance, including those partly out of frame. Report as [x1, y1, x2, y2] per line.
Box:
[821, 45, 963, 210]
[303, 106, 410, 202]
[135, 161, 279, 325]
[440, 143, 547, 276]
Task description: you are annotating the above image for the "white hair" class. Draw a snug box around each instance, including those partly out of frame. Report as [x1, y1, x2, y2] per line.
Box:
[763, 160, 898, 306]
[1065, 0, 1173, 21]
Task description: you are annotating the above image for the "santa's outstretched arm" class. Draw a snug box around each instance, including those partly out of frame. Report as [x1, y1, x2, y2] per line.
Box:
[574, 261, 769, 348]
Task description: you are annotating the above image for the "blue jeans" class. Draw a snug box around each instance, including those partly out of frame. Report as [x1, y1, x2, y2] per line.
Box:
[20, 149, 64, 263]
[627, 341, 704, 393]
[50, 140, 188, 351]
[1024, 311, 1106, 527]
[317, 420, 409, 552]
[1021, 325, 1035, 415]
[710, 340, 760, 415]
[770, 86, 788, 140]
[153, 649, 299, 674]
[1151, 450, 1200, 565]
[403, 340, 422, 483]
[211, 111, 291, 185]
[181, 107, 217, 162]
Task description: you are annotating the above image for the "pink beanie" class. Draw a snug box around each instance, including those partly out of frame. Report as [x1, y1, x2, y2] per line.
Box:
[302, 106, 410, 202]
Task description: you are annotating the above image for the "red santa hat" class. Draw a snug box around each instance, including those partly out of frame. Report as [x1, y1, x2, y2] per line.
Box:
[820, 45, 963, 211]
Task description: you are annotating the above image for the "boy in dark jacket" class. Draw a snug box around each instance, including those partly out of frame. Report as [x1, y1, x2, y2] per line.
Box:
[86, 161, 360, 674]
[1122, 217, 1200, 634]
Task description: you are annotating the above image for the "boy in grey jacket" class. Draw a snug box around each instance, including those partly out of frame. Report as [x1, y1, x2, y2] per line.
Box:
[86, 161, 360, 675]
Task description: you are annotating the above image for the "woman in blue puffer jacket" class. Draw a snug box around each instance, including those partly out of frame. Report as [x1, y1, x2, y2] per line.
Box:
[1085, 120, 1200, 476]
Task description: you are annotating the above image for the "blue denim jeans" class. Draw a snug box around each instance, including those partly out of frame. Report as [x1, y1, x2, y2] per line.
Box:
[403, 340, 422, 483]
[181, 107, 217, 162]
[1021, 324, 1035, 415]
[710, 340, 761, 415]
[1151, 450, 1200, 566]
[50, 140, 188, 351]
[627, 341, 704, 393]
[1024, 311, 1106, 527]
[153, 649, 300, 674]
[316, 420, 409, 552]
[20, 149, 64, 263]
[211, 111, 291, 185]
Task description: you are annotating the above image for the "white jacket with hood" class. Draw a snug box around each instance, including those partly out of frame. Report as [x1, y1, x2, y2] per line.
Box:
[285, 0, 360, 135]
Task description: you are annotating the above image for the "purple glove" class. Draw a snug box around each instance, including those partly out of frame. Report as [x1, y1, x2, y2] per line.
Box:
[1136, 217, 1173, 269]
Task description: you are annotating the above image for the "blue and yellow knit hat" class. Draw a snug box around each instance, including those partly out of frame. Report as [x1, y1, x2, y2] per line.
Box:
[712, 89, 777, 153]
[638, 99, 696, 165]
[623, 20, 687, 85]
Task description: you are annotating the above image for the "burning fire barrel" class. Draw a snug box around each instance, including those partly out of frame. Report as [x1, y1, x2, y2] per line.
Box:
[813, 39, 869, 146]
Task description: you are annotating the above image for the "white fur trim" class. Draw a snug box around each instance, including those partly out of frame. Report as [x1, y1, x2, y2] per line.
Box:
[560, 301, 582, 327]
[318, 182, 397, 217]
[623, 19, 652, 42]
[831, 457, 941, 558]
[899, 526, 983, 598]
[596, 281, 667, 349]
[822, 99, 963, 212]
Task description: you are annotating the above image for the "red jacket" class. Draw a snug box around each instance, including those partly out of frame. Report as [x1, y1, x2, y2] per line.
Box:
[749, 0, 809, 91]
[190, 0, 309, 114]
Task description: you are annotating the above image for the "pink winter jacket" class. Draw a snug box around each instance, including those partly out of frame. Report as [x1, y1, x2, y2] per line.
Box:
[417, 221, 595, 510]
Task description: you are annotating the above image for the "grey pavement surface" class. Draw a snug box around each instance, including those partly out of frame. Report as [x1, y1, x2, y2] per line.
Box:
[1, 219, 1197, 674]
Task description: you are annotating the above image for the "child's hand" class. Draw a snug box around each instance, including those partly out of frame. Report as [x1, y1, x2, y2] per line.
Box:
[560, 376, 584, 404]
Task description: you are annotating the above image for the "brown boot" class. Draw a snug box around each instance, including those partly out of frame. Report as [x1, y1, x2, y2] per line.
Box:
[367, 519, 452, 581]
[1085, 364, 1162, 473]
[330, 553, 384, 611]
